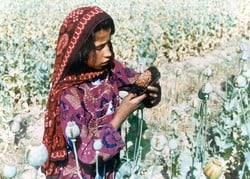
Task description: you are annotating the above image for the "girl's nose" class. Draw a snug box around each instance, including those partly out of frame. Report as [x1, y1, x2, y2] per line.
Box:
[103, 43, 112, 57]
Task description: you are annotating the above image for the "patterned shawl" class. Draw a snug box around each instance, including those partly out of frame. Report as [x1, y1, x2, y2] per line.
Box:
[41, 6, 114, 176]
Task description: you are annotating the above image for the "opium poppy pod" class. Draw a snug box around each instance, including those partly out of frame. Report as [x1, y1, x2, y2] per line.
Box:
[203, 159, 223, 179]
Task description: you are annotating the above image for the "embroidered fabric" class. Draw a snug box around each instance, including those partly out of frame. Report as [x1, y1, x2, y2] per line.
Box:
[41, 6, 115, 176]
[59, 60, 137, 178]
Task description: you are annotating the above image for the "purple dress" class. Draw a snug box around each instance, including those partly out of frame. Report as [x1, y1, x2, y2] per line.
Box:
[58, 60, 137, 178]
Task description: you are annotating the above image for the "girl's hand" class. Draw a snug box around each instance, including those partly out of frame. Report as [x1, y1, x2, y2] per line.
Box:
[143, 81, 161, 108]
[146, 83, 160, 104]
[111, 93, 146, 129]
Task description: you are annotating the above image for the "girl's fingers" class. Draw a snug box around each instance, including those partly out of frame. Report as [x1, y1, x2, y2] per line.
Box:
[147, 85, 158, 92]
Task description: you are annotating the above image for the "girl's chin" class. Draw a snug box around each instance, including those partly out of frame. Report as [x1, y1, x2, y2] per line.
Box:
[86, 66, 106, 72]
[87, 61, 114, 72]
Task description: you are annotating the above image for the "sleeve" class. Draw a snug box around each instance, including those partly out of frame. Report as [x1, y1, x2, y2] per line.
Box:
[60, 87, 125, 165]
[113, 59, 138, 89]
[113, 60, 161, 107]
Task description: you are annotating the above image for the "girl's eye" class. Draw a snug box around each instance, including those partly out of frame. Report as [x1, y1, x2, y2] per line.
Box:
[95, 44, 106, 51]
[95, 40, 111, 51]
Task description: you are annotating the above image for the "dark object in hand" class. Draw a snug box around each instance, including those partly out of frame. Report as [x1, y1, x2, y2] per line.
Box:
[130, 66, 161, 96]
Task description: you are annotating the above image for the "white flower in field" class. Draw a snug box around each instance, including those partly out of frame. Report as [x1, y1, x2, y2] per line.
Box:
[241, 122, 250, 136]
[179, 151, 193, 177]
[198, 83, 213, 100]
[11, 121, 21, 133]
[20, 167, 40, 179]
[242, 64, 250, 80]
[203, 83, 213, 94]
[234, 75, 247, 88]
[240, 51, 249, 61]
[93, 139, 103, 151]
[116, 161, 132, 178]
[240, 41, 249, 52]
[151, 134, 167, 152]
[3, 164, 17, 178]
[26, 144, 48, 168]
[203, 67, 212, 78]
[192, 160, 205, 178]
[225, 55, 233, 62]
[168, 138, 179, 150]
[65, 121, 80, 139]
[175, 67, 182, 76]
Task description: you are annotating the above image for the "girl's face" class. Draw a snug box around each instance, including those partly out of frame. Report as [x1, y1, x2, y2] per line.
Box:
[87, 28, 112, 70]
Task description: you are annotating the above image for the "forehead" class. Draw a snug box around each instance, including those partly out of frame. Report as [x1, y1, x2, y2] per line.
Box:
[94, 28, 111, 45]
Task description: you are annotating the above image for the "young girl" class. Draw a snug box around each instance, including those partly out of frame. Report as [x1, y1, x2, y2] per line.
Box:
[42, 6, 161, 179]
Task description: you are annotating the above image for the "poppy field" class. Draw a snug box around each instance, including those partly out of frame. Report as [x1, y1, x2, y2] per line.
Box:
[0, 0, 250, 178]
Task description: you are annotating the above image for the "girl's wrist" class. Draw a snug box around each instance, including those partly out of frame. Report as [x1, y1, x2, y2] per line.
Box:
[111, 112, 127, 129]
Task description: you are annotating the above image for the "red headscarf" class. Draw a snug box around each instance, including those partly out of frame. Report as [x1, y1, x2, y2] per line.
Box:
[41, 6, 114, 176]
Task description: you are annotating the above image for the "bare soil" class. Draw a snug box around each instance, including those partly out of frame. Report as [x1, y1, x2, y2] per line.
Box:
[145, 37, 246, 133]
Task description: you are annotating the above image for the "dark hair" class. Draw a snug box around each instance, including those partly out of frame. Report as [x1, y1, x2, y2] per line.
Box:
[62, 18, 115, 78]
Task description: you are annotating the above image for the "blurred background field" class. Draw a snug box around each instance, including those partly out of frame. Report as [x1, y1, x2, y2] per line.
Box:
[1, 0, 250, 178]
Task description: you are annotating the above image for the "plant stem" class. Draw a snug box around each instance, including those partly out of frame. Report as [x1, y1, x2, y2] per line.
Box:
[150, 154, 158, 178]
[239, 90, 250, 137]
[239, 161, 246, 179]
[71, 138, 83, 179]
[34, 167, 38, 179]
[136, 109, 144, 164]
[95, 151, 100, 179]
